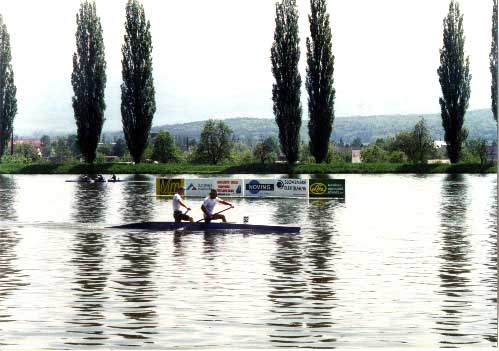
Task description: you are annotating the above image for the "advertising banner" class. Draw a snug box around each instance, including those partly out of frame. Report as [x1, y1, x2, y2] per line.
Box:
[244, 178, 277, 197]
[156, 178, 184, 196]
[185, 178, 243, 197]
[185, 178, 215, 197]
[244, 178, 308, 198]
[214, 178, 243, 197]
[309, 178, 345, 198]
[274, 178, 308, 198]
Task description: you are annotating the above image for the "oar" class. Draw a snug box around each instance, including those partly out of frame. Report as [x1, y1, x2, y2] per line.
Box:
[196, 206, 233, 223]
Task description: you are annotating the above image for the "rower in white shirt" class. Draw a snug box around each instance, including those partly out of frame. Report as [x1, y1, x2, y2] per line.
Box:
[172, 187, 194, 223]
[201, 189, 234, 223]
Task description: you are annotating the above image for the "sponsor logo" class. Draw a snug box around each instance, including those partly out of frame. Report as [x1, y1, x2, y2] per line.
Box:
[156, 178, 184, 195]
[245, 179, 274, 194]
[186, 183, 197, 191]
[310, 182, 327, 194]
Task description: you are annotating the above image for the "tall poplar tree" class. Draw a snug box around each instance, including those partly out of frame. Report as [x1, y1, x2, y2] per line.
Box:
[121, 0, 155, 163]
[306, 0, 335, 163]
[490, 0, 498, 122]
[0, 15, 16, 161]
[71, 0, 106, 164]
[271, 0, 302, 165]
[437, 0, 471, 163]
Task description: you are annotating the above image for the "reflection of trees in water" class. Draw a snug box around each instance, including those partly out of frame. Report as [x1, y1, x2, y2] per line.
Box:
[267, 200, 341, 347]
[65, 232, 110, 347]
[111, 233, 159, 345]
[121, 176, 154, 223]
[435, 174, 475, 346]
[0, 175, 17, 221]
[272, 198, 303, 225]
[72, 183, 108, 223]
[0, 229, 28, 347]
[483, 182, 497, 344]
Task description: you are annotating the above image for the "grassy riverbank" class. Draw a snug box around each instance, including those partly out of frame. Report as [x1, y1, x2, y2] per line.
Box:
[0, 161, 495, 175]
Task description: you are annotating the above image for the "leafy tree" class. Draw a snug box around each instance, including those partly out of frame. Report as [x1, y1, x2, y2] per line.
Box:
[350, 137, 363, 148]
[361, 145, 387, 163]
[231, 142, 253, 164]
[271, 0, 302, 165]
[412, 118, 435, 164]
[437, 0, 471, 163]
[53, 139, 72, 163]
[491, 0, 498, 122]
[71, 1, 106, 164]
[112, 138, 127, 157]
[0, 15, 17, 162]
[253, 137, 278, 164]
[121, 0, 155, 163]
[388, 131, 415, 161]
[467, 138, 489, 166]
[306, 0, 335, 163]
[387, 150, 408, 163]
[152, 131, 178, 163]
[194, 120, 233, 164]
[40, 135, 51, 157]
[67, 134, 80, 158]
[14, 143, 38, 162]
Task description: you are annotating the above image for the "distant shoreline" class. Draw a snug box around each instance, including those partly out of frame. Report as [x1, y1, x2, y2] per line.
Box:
[0, 162, 495, 175]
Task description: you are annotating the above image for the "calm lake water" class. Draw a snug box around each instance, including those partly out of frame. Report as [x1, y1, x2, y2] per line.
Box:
[0, 173, 496, 349]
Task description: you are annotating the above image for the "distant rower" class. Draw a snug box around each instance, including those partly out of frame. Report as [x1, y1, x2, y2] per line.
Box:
[201, 189, 234, 223]
[173, 187, 193, 223]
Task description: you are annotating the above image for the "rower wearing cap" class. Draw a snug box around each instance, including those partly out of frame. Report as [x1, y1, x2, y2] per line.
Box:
[201, 189, 234, 223]
[173, 187, 193, 223]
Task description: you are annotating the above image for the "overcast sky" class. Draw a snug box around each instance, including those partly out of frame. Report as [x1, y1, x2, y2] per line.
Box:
[1, 0, 494, 135]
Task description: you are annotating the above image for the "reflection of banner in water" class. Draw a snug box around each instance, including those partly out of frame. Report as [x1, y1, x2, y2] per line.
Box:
[185, 178, 242, 197]
[155, 178, 184, 196]
[309, 179, 345, 198]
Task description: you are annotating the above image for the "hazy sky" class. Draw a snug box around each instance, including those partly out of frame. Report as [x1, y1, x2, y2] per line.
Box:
[1, 0, 494, 135]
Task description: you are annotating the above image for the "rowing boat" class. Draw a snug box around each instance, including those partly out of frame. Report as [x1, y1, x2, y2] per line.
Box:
[108, 221, 300, 233]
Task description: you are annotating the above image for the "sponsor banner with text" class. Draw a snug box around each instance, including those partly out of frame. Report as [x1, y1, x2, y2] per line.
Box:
[156, 178, 185, 196]
[274, 178, 308, 198]
[185, 178, 243, 197]
[244, 178, 276, 197]
[309, 179, 345, 198]
[245, 178, 308, 198]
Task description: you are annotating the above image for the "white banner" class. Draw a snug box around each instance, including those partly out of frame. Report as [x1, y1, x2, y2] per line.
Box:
[185, 178, 243, 197]
[274, 178, 308, 198]
[244, 178, 277, 197]
[185, 178, 215, 197]
[214, 178, 243, 197]
[244, 178, 308, 198]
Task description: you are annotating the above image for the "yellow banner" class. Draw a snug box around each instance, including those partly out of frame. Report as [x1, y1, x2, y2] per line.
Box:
[156, 178, 185, 196]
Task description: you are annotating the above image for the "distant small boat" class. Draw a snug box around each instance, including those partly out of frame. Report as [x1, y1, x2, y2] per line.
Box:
[108, 221, 300, 234]
[107, 179, 125, 183]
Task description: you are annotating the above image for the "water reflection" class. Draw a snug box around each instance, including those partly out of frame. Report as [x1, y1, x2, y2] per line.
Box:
[305, 200, 341, 327]
[0, 175, 17, 221]
[72, 182, 108, 223]
[435, 174, 475, 346]
[267, 200, 341, 347]
[0, 228, 28, 349]
[484, 183, 497, 344]
[111, 232, 159, 346]
[65, 232, 110, 346]
[121, 175, 154, 223]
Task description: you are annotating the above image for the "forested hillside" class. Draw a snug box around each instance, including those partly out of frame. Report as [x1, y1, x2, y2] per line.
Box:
[146, 108, 496, 143]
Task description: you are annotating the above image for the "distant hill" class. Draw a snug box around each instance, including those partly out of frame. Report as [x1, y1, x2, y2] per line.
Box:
[147, 108, 496, 144]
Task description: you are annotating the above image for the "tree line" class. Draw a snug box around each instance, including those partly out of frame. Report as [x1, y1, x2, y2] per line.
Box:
[0, 0, 497, 165]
